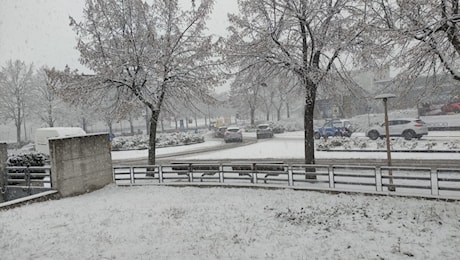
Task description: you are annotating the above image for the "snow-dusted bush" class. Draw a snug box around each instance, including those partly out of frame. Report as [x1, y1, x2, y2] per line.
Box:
[7, 152, 49, 167]
[316, 136, 460, 151]
[111, 132, 205, 151]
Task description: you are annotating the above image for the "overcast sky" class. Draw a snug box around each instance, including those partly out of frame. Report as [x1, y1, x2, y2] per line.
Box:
[0, 0, 238, 73]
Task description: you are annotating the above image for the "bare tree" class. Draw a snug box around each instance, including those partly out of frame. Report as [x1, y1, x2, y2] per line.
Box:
[229, 72, 264, 126]
[66, 0, 220, 164]
[224, 0, 372, 164]
[33, 66, 68, 127]
[0, 60, 34, 145]
[371, 0, 460, 86]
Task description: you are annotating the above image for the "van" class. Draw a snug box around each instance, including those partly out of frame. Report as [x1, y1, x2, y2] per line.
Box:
[35, 127, 87, 154]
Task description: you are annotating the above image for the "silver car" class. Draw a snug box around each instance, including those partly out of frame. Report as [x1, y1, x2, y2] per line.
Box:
[256, 124, 274, 139]
[366, 118, 428, 140]
[224, 126, 243, 143]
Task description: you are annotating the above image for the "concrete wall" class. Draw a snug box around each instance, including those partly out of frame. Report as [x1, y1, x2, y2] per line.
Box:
[49, 134, 113, 197]
[0, 143, 7, 203]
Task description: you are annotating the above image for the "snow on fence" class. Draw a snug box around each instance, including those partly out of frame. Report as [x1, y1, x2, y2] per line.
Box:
[113, 162, 460, 200]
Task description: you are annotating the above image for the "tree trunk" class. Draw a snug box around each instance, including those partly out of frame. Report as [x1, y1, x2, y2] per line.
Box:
[148, 110, 160, 165]
[48, 104, 54, 127]
[108, 121, 113, 135]
[277, 107, 281, 121]
[304, 81, 317, 165]
[23, 116, 27, 142]
[82, 117, 88, 132]
[286, 101, 290, 118]
[145, 107, 150, 135]
[129, 117, 134, 135]
[266, 111, 270, 121]
[16, 122, 21, 145]
[250, 107, 255, 126]
[16, 107, 22, 145]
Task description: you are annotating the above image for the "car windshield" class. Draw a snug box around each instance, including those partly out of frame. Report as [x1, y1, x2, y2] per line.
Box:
[227, 128, 239, 132]
[258, 125, 269, 129]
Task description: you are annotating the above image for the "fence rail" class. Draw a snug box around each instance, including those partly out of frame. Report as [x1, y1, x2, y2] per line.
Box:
[5, 166, 52, 189]
[113, 162, 460, 199]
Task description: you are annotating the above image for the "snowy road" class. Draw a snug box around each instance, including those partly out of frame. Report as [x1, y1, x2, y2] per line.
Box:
[112, 131, 460, 165]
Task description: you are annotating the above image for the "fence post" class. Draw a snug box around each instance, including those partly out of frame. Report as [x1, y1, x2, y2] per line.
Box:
[431, 167, 438, 196]
[130, 167, 134, 185]
[288, 164, 293, 186]
[159, 166, 164, 183]
[375, 166, 381, 192]
[25, 166, 31, 195]
[188, 164, 193, 182]
[219, 164, 223, 183]
[329, 165, 335, 188]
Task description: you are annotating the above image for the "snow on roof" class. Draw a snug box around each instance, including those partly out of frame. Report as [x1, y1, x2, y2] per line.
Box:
[36, 127, 86, 135]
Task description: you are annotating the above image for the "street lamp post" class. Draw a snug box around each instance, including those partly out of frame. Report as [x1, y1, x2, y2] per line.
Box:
[375, 93, 396, 192]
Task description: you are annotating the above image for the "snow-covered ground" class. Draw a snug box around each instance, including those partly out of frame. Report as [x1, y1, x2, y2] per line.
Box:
[2, 129, 460, 259]
[1, 185, 459, 259]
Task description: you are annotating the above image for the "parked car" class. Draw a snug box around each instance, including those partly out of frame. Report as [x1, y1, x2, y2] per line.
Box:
[214, 126, 227, 138]
[366, 118, 428, 140]
[314, 119, 352, 139]
[256, 124, 274, 139]
[270, 123, 285, 133]
[441, 102, 460, 113]
[224, 126, 243, 143]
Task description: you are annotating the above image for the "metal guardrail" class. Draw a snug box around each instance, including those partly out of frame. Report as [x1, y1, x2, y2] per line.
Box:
[113, 162, 460, 199]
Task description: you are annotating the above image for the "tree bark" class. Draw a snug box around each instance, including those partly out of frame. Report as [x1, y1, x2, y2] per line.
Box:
[286, 101, 290, 118]
[250, 107, 255, 126]
[129, 117, 134, 135]
[304, 81, 316, 165]
[148, 110, 160, 165]
[16, 107, 22, 145]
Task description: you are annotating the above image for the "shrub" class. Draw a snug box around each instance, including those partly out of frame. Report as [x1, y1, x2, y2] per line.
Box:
[7, 152, 50, 167]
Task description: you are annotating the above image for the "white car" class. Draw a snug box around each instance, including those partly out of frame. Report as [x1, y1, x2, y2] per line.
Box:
[366, 118, 428, 140]
[224, 126, 243, 143]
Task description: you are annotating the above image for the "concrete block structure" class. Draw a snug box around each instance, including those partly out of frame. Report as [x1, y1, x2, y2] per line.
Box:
[49, 134, 113, 197]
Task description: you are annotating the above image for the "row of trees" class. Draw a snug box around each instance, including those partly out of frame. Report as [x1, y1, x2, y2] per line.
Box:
[0, 61, 85, 145]
[224, 0, 460, 165]
[0, 59, 221, 146]
[3, 0, 459, 166]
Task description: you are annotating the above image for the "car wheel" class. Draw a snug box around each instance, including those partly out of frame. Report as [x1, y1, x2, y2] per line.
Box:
[454, 107, 460, 113]
[314, 132, 321, 139]
[335, 132, 342, 137]
[403, 130, 415, 140]
[368, 130, 379, 140]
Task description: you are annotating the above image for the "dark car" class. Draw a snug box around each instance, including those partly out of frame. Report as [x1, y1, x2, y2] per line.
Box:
[314, 119, 352, 139]
[214, 126, 227, 138]
[270, 123, 285, 134]
[256, 124, 274, 139]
